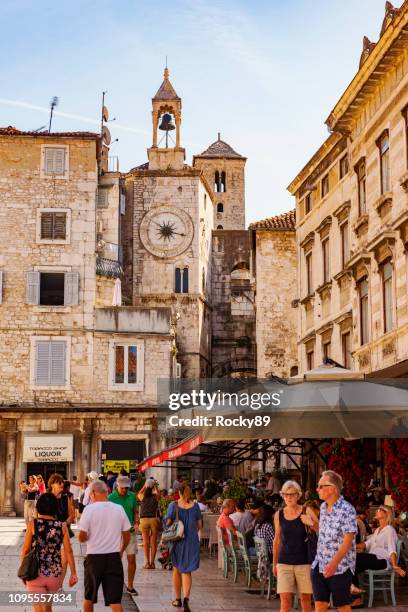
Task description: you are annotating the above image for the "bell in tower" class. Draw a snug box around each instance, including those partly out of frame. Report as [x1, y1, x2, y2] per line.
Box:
[148, 66, 186, 170]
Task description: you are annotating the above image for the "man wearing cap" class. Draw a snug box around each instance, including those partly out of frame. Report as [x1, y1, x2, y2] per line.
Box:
[108, 476, 139, 596]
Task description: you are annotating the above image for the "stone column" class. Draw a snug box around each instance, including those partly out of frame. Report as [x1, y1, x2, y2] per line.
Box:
[3, 420, 18, 516]
[152, 111, 158, 147]
[175, 113, 181, 148]
[80, 432, 92, 480]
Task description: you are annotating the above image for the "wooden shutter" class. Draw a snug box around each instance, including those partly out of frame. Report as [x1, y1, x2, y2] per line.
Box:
[26, 271, 40, 305]
[35, 341, 51, 384]
[182, 267, 189, 293]
[53, 213, 67, 239]
[120, 194, 126, 215]
[50, 341, 66, 384]
[0, 270, 3, 304]
[64, 271, 79, 306]
[44, 148, 55, 174]
[175, 268, 181, 293]
[40, 213, 53, 239]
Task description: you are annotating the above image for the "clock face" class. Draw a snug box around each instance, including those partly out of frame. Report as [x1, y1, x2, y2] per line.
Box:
[139, 206, 194, 258]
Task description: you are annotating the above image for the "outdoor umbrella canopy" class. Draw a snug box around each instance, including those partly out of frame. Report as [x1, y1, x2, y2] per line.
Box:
[169, 365, 408, 440]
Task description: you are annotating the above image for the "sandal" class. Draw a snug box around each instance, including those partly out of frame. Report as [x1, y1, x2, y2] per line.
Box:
[149, 562, 156, 569]
[143, 563, 150, 569]
[183, 598, 191, 612]
[172, 599, 182, 607]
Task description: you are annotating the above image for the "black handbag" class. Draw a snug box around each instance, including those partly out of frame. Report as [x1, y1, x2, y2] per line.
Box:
[18, 519, 39, 581]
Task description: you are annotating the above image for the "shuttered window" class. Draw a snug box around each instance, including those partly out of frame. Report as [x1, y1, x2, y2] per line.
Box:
[26, 271, 79, 306]
[40, 212, 67, 240]
[44, 147, 66, 175]
[97, 189, 109, 208]
[35, 340, 66, 385]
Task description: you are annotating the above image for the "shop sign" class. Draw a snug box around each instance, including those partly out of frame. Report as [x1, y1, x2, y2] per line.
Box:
[23, 435, 73, 463]
[104, 460, 130, 473]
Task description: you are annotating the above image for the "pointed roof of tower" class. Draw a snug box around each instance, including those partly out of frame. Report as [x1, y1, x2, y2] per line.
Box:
[153, 67, 181, 101]
[196, 133, 245, 159]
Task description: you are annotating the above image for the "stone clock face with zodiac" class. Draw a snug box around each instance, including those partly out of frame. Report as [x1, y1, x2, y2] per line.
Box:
[139, 205, 194, 258]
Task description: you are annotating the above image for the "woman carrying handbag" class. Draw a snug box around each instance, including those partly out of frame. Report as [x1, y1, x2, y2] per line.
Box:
[165, 484, 203, 612]
[19, 493, 77, 611]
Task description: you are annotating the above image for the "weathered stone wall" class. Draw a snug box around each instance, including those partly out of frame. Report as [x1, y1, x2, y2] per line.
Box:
[211, 230, 256, 377]
[193, 157, 246, 230]
[255, 229, 297, 378]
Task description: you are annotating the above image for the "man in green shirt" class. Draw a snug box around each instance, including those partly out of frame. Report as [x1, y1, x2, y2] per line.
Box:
[108, 476, 139, 595]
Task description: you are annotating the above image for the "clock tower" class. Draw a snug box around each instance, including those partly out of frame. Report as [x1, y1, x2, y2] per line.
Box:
[122, 68, 214, 378]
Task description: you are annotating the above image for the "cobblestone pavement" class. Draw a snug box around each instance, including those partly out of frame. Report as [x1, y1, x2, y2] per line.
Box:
[1, 518, 407, 612]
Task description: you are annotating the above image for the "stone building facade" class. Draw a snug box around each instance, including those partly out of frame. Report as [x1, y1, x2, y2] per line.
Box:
[0, 127, 174, 515]
[249, 211, 298, 379]
[288, 1, 408, 376]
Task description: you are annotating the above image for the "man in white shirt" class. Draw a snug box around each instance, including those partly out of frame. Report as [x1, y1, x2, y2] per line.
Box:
[82, 471, 100, 507]
[78, 480, 131, 612]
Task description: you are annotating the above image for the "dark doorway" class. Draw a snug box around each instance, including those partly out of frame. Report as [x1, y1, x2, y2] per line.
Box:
[102, 440, 145, 461]
[27, 462, 68, 483]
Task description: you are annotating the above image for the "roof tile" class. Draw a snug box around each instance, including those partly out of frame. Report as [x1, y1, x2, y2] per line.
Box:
[196, 137, 244, 159]
[0, 126, 99, 138]
[249, 209, 296, 230]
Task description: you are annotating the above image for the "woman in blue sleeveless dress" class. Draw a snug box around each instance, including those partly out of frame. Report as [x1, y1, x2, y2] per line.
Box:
[165, 484, 202, 612]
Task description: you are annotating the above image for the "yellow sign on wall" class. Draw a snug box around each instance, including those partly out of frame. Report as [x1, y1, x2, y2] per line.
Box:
[104, 460, 130, 473]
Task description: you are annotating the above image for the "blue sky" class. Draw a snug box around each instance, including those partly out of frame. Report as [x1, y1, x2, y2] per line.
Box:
[0, 0, 391, 224]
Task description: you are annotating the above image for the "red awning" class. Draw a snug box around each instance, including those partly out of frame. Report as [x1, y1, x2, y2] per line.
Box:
[138, 433, 205, 472]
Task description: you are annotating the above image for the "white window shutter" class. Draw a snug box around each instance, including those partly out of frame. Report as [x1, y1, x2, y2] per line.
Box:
[64, 271, 79, 306]
[44, 148, 54, 173]
[50, 341, 66, 385]
[0, 271, 3, 304]
[54, 148, 65, 174]
[97, 189, 108, 208]
[26, 271, 40, 305]
[35, 341, 51, 385]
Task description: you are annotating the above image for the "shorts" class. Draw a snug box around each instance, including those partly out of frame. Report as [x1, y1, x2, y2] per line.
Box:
[84, 553, 124, 606]
[312, 566, 353, 607]
[26, 573, 64, 593]
[125, 531, 137, 556]
[276, 564, 313, 594]
[139, 517, 160, 535]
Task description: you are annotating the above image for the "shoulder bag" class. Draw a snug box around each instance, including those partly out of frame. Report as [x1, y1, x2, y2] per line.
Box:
[18, 519, 39, 581]
[161, 502, 184, 543]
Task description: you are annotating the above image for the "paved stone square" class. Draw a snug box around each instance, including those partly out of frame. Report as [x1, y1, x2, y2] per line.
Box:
[1, 518, 407, 612]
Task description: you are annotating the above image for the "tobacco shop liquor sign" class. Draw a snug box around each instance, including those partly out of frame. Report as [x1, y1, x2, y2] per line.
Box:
[23, 435, 73, 463]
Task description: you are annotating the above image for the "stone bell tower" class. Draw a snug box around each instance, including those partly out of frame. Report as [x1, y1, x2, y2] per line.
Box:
[148, 67, 185, 171]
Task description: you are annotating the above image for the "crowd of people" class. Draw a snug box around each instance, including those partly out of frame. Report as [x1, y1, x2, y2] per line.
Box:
[18, 469, 407, 612]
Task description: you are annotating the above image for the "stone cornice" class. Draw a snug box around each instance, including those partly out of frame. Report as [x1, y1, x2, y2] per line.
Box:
[325, 2, 408, 133]
[316, 216, 333, 237]
[333, 201, 351, 221]
[299, 231, 315, 250]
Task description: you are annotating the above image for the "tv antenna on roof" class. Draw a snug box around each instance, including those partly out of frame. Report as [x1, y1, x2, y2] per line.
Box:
[48, 96, 59, 132]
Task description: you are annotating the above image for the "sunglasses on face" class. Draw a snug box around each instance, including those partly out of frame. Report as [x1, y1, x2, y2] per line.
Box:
[317, 484, 333, 490]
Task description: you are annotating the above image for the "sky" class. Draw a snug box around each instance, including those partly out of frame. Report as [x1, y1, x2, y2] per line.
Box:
[0, 0, 393, 225]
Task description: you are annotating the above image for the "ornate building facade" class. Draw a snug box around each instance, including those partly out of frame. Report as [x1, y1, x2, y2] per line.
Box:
[288, 1, 408, 376]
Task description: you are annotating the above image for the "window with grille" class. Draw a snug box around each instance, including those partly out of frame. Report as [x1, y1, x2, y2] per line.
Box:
[322, 238, 330, 284]
[342, 332, 351, 369]
[339, 155, 349, 179]
[34, 340, 67, 385]
[359, 278, 369, 345]
[356, 159, 366, 215]
[381, 260, 393, 333]
[321, 174, 329, 198]
[305, 193, 312, 214]
[340, 221, 350, 268]
[305, 251, 313, 295]
[43, 147, 66, 175]
[40, 212, 67, 240]
[378, 131, 390, 194]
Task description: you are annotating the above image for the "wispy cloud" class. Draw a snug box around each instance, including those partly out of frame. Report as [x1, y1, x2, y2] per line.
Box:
[0, 98, 150, 135]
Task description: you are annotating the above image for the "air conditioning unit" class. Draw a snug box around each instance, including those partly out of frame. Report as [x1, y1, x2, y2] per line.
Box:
[176, 362, 182, 378]
[120, 194, 126, 215]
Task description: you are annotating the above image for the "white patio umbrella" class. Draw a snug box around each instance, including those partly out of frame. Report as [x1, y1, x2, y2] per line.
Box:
[112, 278, 122, 306]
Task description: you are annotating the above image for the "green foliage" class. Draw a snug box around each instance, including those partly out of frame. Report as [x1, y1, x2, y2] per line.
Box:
[159, 496, 171, 516]
[222, 477, 247, 501]
[205, 479, 219, 500]
[132, 474, 145, 494]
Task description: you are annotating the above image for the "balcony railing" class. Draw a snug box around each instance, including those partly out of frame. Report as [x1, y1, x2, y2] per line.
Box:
[108, 156, 119, 172]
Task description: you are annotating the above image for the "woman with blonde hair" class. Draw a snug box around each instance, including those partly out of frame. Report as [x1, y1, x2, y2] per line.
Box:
[138, 477, 161, 569]
[273, 480, 313, 612]
[165, 483, 203, 612]
[351, 505, 405, 606]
